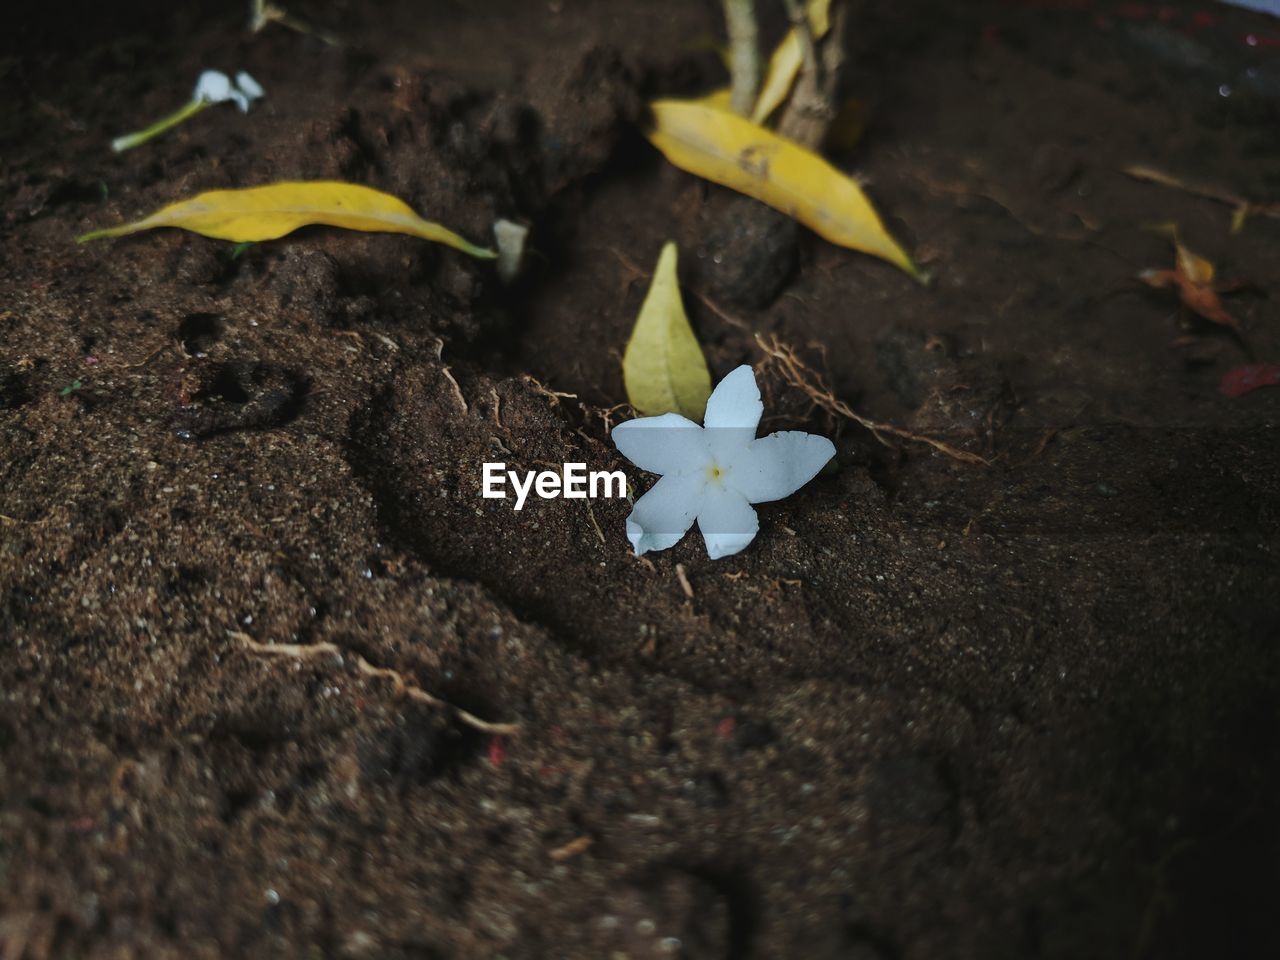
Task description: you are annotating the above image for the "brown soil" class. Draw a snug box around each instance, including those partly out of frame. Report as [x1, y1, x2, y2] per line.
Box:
[3, 0, 1280, 957]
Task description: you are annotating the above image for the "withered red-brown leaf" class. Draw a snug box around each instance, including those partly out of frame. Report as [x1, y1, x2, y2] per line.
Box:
[1138, 233, 1241, 333]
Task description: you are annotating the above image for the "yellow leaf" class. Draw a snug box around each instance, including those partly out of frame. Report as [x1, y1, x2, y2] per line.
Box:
[751, 0, 832, 125]
[645, 100, 920, 279]
[623, 242, 712, 421]
[691, 87, 734, 112]
[78, 181, 496, 259]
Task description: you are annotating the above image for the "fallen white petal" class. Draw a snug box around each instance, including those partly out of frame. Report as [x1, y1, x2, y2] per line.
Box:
[626, 471, 706, 556]
[193, 70, 234, 105]
[702, 364, 762, 431]
[696, 487, 759, 559]
[235, 71, 265, 100]
[612, 413, 710, 476]
[728, 431, 836, 504]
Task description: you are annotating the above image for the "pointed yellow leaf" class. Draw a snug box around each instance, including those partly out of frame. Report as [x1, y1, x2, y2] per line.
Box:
[623, 242, 712, 421]
[78, 181, 496, 259]
[645, 100, 920, 279]
[751, 0, 832, 125]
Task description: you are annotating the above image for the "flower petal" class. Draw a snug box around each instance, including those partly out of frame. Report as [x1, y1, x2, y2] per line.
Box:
[193, 70, 234, 105]
[235, 71, 265, 100]
[612, 413, 710, 476]
[696, 487, 759, 559]
[626, 471, 706, 555]
[727, 431, 835, 504]
[702, 364, 762, 431]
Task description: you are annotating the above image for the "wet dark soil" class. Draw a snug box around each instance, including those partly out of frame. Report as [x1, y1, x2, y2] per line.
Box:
[3, 0, 1280, 957]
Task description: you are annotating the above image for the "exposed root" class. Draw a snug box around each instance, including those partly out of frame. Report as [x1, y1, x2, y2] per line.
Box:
[755, 333, 989, 465]
[441, 369, 469, 415]
[489, 386, 504, 428]
[693, 291, 752, 331]
[1022, 426, 1060, 465]
[432, 338, 469, 414]
[675, 563, 695, 599]
[548, 835, 594, 862]
[370, 331, 400, 352]
[585, 499, 607, 546]
[232, 631, 520, 736]
[522, 374, 577, 406]
[605, 245, 650, 282]
[1125, 164, 1280, 232]
[914, 170, 1094, 241]
[593, 402, 634, 434]
[127, 342, 171, 369]
[0, 513, 48, 526]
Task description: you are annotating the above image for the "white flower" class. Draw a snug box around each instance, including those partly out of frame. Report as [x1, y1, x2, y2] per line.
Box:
[111, 69, 267, 152]
[193, 69, 265, 113]
[612, 365, 835, 559]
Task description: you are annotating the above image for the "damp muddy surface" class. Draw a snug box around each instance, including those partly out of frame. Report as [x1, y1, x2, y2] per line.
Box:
[2, 0, 1280, 957]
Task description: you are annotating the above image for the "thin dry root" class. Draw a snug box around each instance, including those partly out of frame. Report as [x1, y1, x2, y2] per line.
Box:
[231, 632, 520, 736]
[548, 835, 594, 862]
[522, 374, 578, 406]
[694, 291, 752, 331]
[593, 402, 633, 434]
[1124, 164, 1280, 230]
[430, 337, 470, 413]
[675, 563, 695, 599]
[585, 499, 606, 546]
[755, 333, 989, 465]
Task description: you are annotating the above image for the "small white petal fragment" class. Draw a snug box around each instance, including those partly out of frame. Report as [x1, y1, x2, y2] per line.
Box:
[612, 365, 834, 559]
[493, 218, 529, 284]
[702, 363, 763, 431]
[612, 413, 710, 476]
[697, 488, 759, 559]
[627, 472, 706, 556]
[731, 431, 836, 504]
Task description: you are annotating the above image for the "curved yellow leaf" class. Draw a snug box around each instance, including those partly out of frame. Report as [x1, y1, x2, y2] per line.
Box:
[78, 181, 496, 259]
[646, 100, 920, 279]
[751, 0, 832, 125]
[623, 242, 712, 421]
